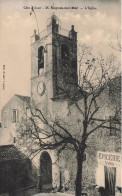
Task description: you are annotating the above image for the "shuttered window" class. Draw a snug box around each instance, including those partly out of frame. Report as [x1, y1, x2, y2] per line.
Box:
[13, 109, 19, 123]
[4, 112, 7, 128]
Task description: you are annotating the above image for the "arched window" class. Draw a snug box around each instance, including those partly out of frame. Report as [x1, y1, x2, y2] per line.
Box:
[38, 46, 44, 74]
[61, 44, 69, 66]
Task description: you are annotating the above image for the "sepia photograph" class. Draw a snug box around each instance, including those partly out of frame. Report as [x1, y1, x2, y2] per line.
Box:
[0, 0, 121, 196]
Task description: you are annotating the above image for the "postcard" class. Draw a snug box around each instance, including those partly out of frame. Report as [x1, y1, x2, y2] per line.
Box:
[0, 0, 121, 196]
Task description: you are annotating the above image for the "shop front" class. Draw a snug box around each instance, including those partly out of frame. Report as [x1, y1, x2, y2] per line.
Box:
[96, 151, 121, 196]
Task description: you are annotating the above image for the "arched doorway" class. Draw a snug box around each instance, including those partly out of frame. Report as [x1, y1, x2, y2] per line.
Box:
[40, 151, 52, 188]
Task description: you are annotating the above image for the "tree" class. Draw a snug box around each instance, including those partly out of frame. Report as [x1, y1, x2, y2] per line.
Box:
[16, 45, 121, 196]
[109, 34, 122, 52]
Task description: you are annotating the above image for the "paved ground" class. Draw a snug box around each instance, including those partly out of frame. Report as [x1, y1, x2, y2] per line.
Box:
[15, 187, 75, 196]
[33, 193, 74, 196]
[16, 187, 39, 196]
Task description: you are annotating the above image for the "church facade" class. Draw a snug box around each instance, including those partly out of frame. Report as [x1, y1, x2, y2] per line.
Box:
[0, 14, 121, 195]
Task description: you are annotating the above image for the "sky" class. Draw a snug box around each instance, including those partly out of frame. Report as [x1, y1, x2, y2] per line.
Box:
[0, 0, 121, 120]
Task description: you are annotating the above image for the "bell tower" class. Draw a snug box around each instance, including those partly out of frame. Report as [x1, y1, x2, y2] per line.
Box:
[52, 21, 78, 99]
[31, 14, 78, 109]
[30, 14, 78, 189]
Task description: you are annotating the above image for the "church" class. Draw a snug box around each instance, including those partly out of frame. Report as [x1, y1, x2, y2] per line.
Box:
[0, 14, 121, 196]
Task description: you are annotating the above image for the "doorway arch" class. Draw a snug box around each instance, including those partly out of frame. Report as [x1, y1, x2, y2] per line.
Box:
[40, 151, 52, 186]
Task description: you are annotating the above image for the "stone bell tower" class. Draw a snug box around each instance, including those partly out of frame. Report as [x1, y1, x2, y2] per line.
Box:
[31, 14, 78, 110]
[30, 14, 78, 189]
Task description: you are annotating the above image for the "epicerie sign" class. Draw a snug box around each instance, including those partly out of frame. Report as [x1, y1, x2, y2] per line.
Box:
[97, 151, 121, 167]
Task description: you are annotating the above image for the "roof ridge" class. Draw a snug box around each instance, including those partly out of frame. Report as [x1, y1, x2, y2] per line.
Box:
[15, 94, 30, 98]
[15, 94, 31, 103]
[0, 144, 14, 147]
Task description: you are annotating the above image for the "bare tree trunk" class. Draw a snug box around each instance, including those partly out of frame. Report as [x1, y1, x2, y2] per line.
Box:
[75, 151, 83, 196]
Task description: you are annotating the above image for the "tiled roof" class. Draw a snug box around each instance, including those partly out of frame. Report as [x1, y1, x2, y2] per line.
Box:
[0, 145, 27, 162]
[15, 94, 30, 103]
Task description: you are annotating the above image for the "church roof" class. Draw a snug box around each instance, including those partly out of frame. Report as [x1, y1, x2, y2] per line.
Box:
[15, 94, 30, 103]
[0, 145, 27, 162]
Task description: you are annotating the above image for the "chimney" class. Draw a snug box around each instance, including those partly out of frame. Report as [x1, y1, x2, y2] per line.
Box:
[34, 29, 40, 41]
[69, 25, 77, 41]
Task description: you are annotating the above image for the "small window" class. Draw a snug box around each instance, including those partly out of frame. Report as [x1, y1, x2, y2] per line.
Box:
[3, 112, 7, 128]
[13, 137, 16, 143]
[38, 46, 44, 74]
[13, 109, 19, 123]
